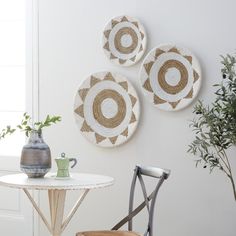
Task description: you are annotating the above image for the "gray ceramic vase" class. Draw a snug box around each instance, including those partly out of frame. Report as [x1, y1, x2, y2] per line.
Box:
[20, 130, 51, 178]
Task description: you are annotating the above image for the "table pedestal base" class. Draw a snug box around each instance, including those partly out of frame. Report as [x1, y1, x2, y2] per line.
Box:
[23, 188, 89, 236]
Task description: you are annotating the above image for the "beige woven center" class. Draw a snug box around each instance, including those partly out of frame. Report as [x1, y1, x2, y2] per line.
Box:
[114, 27, 138, 54]
[158, 59, 188, 95]
[93, 89, 126, 128]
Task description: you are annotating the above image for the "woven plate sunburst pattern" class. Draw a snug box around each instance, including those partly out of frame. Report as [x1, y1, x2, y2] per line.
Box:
[74, 72, 140, 147]
[102, 15, 147, 67]
[140, 44, 201, 111]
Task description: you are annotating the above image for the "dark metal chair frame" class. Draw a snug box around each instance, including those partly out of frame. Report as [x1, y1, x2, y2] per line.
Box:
[111, 165, 170, 236]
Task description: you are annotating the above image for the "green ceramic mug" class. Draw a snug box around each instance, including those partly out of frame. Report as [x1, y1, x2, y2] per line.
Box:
[55, 153, 77, 178]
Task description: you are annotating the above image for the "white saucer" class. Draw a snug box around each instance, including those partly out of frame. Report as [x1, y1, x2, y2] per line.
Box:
[55, 176, 71, 180]
[48, 173, 72, 180]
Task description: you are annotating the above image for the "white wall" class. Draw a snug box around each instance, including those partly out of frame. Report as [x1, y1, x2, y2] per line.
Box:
[38, 0, 236, 235]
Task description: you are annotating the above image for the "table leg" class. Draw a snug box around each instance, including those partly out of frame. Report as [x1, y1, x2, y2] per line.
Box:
[23, 188, 90, 236]
[48, 190, 66, 236]
[61, 189, 89, 232]
[23, 189, 52, 233]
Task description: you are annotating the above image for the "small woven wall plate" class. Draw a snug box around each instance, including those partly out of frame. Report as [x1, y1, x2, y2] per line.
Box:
[74, 72, 140, 147]
[140, 44, 201, 111]
[102, 15, 147, 67]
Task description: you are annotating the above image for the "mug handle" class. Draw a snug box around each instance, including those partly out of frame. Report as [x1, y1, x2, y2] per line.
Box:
[69, 158, 77, 168]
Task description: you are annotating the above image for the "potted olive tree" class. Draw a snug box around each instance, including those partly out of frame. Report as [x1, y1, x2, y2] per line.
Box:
[0, 113, 61, 178]
[188, 54, 236, 201]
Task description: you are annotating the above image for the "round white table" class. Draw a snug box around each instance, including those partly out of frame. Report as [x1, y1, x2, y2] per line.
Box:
[0, 173, 114, 236]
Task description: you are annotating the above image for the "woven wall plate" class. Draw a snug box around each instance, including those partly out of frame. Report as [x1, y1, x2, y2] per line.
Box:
[140, 44, 201, 111]
[74, 72, 140, 147]
[102, 15, 147, 67]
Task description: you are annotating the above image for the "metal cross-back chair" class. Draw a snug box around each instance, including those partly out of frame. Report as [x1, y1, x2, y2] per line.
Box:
[76, 165, 170, 236]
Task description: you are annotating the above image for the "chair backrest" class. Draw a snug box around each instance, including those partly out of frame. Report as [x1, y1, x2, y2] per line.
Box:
[112, 165, 170, 236]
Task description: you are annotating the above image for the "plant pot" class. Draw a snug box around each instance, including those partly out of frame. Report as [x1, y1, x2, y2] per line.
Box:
[20, 130, 51, 178]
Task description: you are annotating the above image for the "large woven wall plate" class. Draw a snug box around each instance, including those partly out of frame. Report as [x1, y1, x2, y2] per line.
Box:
[140, 44, 201, 111]
[102, 15, 147, 67]
[74, 72, 140, 147]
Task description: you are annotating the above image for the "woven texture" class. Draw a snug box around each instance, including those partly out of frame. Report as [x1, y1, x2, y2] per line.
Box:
[140, 44, 201, 111]
[74, 72, 140, 147]
[102, 15, 147, 66]
[76, 230, 140, 236]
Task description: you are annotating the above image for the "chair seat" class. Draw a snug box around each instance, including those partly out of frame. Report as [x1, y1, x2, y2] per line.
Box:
[76, 230, 140, 236]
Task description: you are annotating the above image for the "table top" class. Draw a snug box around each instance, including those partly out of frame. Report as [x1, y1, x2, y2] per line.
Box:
[0, 173, 114, 190]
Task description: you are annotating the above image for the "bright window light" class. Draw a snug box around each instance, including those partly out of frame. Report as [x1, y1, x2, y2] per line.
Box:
[0, 0, 26, 156]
